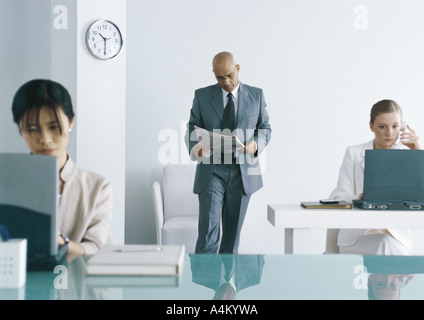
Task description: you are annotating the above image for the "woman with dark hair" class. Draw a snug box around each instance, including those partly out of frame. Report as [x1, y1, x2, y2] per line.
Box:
[329, 99, 422, 255]
[11, 79, 112, 256]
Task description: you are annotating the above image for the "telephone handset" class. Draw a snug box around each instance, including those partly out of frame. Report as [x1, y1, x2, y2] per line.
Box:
[401, 120, 407, 131]
[397, 120, 408, 144]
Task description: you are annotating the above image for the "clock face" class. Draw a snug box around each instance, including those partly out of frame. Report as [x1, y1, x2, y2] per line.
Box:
[85, 20, 123, 60]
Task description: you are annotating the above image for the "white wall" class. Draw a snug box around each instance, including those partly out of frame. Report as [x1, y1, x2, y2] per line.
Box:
[75, 0, 126, 244]
[125, 0, 424, 254]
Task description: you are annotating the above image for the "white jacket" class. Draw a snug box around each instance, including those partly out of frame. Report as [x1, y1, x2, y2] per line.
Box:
[59, 157, 113, 254]
[329, 139, 412, 252]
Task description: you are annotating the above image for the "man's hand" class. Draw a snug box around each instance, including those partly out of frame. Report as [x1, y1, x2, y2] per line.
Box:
[242, 140, 257, 154]
[192, 143, 211, 159]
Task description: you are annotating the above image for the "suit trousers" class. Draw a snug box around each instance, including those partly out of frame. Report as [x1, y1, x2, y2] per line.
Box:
[195, 163, 251, 254]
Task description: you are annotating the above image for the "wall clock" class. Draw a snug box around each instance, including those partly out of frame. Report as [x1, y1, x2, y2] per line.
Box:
[85, 19, 123, 60]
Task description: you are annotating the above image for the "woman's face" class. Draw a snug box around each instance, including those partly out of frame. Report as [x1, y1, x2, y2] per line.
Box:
[370, 111, 402, 149]
[368, 273, 401, 300]
[20, 105, 73, 169]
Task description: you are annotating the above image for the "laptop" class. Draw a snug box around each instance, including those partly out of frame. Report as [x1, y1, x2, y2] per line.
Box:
[0, 153, 67, 270]
[353, 149, 424, 210]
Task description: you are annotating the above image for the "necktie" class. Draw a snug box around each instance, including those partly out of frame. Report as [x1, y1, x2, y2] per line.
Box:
[221, 92, 236, 132]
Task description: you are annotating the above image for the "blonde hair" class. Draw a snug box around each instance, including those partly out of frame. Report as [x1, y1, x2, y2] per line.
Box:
[370, 99, 402, 124]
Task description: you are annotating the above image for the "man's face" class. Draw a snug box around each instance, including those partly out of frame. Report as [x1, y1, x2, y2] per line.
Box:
[213, 62, 240, 93]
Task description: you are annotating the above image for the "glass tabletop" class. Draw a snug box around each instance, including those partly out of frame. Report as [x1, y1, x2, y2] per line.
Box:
[2, 253, 424, 300]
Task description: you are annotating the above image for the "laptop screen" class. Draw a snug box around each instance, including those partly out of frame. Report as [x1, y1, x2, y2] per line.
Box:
[363, 149, 424, 202]
[0, 153, 59, 258]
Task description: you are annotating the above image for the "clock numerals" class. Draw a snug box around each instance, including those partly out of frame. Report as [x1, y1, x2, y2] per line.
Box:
[85, 20, 123, 60]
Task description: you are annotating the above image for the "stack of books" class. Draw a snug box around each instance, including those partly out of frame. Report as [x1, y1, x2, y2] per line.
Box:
[85, 244, 185, 276]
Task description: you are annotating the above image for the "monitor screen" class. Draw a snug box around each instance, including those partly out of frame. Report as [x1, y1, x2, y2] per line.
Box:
[0, 153, 59, 258]
[364, 149, 424, 201]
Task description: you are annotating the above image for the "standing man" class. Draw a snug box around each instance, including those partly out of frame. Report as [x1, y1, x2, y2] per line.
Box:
[186, 51, 271, 253]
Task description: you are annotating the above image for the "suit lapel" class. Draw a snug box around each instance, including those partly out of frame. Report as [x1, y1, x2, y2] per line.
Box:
[209, 82, 251, 126]
[209, 84, 224, 121]
[237, 82, 250, 125]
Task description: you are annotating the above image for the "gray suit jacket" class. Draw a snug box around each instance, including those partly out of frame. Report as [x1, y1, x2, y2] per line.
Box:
[186, 82, 271, 195]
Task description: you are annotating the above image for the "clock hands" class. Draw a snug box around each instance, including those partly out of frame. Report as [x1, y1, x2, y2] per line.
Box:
[99, 33, 112, 56]
[99, 33, 106, 41]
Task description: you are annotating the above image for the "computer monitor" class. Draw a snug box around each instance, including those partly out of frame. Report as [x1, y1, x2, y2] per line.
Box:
[0, 153, 67, 270]
[364, 149, 424, 201]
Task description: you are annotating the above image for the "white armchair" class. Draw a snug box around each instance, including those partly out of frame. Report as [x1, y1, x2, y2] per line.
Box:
[151, 164, 199, 254]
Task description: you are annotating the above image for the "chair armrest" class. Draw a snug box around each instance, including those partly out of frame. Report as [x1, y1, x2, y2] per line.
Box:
[151, 181, 164, 246]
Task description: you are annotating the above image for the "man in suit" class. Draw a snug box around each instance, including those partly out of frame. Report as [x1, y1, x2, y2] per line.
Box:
[186, 51, 271, 253]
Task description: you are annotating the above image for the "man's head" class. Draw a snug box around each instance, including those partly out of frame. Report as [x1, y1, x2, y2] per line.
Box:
[212, 51, 240, 92]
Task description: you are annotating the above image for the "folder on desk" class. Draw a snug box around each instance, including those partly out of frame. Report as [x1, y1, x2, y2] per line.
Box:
[300, 201, 352, 209]
[85, 244, 185, 276]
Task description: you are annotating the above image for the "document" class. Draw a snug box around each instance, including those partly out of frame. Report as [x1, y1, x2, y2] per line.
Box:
[300, 201, 352, 209]
[85, 245, 185, 276]
[194, 125, 245, 155]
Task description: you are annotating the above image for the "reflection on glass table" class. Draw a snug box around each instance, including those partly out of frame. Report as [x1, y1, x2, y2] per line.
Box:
[1, 254, 424, 300]
[189, 254, 265, 300]
[363, 255, 424, 300]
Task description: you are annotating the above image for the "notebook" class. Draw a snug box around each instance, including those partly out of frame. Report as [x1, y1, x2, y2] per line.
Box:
[85, 244, 185, 276]
[353, 149, 424, 210]
[300, 201, 352, 209]
[0, 153, 67, 270]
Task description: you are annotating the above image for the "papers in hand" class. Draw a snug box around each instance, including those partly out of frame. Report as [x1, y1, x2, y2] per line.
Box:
[85, 245, 185, 276]
[194, 125, 245, 155]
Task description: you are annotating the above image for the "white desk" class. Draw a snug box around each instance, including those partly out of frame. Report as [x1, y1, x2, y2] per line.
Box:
[267, 204, 424, 254]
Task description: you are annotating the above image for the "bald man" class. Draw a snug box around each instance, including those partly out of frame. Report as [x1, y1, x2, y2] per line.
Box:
[186, 52, 271, 253]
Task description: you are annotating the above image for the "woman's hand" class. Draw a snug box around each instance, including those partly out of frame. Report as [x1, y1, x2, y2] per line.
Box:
[57, 235, 85, 256]
[57, 235, 65, 245]
[400, 125, 423, 150]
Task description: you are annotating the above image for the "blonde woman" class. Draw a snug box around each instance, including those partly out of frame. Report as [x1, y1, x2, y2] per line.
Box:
[330, 99, 422, 255]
